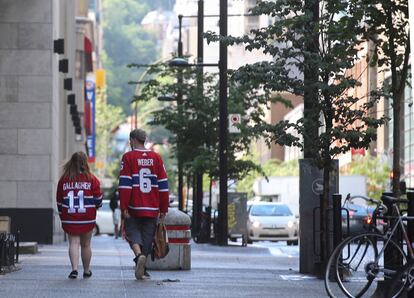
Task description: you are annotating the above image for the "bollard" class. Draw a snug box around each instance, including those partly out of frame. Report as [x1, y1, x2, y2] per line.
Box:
[406, 191, 414, 296]
[332, 194, 342, 250]
[407, 191, 414, 248]
[146, 207, 191, 270]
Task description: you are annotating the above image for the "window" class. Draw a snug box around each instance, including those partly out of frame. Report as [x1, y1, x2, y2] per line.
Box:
[250, 204, 293, 216]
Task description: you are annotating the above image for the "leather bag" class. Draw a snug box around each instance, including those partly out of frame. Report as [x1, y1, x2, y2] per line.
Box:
[151, 222, 169, 261]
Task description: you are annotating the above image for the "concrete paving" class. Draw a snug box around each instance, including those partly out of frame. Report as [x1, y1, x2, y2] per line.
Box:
[0, 236, 327, 297]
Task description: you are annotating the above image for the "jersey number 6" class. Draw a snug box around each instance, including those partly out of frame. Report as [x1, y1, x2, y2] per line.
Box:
[139, 168, 152, 193]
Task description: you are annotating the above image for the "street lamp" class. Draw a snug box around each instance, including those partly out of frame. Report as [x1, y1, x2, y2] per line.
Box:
[218, 0, 228, 246]
[170, 0, 228, 245]
[169, 57, 189, 67]
[176, 26, 185, 213]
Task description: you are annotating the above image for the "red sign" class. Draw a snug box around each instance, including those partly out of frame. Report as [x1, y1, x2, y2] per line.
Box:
[351, 148, 365, 156]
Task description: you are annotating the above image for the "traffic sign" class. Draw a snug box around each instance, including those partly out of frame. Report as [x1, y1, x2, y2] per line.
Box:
[229, 113, 241, 133]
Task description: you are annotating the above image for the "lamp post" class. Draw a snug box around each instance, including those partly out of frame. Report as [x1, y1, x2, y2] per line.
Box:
[194, 0, 205, 241]
[172, 0, 228, 245]
[176, 15, 185, 212]
[173, 1, 205, 216]
[217, 0, 228, 246]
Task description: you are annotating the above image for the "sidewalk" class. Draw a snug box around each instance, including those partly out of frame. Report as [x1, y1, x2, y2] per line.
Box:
[0, 236, 327, 297]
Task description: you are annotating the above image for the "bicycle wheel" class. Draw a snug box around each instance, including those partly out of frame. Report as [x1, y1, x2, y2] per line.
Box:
[387, 258, 414, 297]
[325, 233, 406, 298]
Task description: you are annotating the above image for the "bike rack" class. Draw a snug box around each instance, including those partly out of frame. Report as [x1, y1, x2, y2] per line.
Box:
[313, 194, 349, 258]
[312, 206, 321, 257]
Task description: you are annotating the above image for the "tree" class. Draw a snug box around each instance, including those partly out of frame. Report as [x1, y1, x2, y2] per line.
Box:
[205, 0, 386, 264]
[363, 0, 410, 196]
[102, 0, 159, 114]
[129, 63, 265, 184]
[236, 158, 299, 195]
[92, 86, 125, 182]
[340, 154, 391, 200]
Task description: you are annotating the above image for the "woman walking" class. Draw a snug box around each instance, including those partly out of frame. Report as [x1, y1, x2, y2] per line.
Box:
[56, 152, 103, 279]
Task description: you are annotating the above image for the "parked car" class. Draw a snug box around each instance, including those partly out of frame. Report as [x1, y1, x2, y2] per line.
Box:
[342, 199, 378, 236]
[94, 200, 114, 235]
[247, 202, 299, 245]
[169, 199, 193, 218]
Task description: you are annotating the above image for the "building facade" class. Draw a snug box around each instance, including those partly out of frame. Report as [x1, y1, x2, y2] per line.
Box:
[0, 0, 102, 243]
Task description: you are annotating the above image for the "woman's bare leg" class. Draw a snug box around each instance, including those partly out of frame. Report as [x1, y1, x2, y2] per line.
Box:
[80, 230, 93, 273]
[68, 234, 80, 271]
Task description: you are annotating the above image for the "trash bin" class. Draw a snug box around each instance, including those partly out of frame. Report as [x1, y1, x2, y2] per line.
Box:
[228, 193, 248, 246]
[146, 207, 191, 270]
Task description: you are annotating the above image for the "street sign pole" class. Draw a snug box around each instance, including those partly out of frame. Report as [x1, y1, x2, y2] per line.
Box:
[217, 0, 228, 246]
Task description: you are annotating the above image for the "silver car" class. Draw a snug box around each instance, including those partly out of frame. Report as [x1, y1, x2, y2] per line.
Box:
[94, 200, 114, 235]
[247, 202, 299, 245]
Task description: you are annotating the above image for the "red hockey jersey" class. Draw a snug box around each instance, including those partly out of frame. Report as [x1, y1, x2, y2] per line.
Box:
[56, 173, 102, 234]
[118, 148, 169, 218]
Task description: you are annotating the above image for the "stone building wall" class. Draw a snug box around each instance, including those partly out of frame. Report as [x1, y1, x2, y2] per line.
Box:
[0, 0, 90, 243]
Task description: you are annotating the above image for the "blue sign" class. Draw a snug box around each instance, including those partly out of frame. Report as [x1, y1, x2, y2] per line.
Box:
[85, 75, 96, 162]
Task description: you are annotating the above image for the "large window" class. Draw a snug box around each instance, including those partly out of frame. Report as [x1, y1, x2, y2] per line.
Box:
[404, 81, 414, 186]
[386, 71, 413, 187]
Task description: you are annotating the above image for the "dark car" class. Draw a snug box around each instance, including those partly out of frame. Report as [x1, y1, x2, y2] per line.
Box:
[342, 201, 377, 236]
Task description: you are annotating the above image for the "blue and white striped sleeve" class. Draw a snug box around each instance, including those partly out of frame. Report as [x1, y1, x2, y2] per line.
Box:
[158, 178, 169, 192]
[119, 175, 133, 189]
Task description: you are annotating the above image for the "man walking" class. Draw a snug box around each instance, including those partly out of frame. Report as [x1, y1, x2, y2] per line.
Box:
[118, 129, 169, 280]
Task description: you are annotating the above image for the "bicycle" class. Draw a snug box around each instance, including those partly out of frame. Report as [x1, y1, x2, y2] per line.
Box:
[386, 258, 414, 297]
[324, 194, 414, 298]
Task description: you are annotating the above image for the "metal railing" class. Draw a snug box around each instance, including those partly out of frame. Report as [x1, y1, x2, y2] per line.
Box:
[0, 231, 19, 273]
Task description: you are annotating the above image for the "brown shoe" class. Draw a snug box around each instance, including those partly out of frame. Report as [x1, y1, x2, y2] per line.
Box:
[135, 255, 146, 280]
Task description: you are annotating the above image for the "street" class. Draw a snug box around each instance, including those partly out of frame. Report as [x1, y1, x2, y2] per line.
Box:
[0, 236, 327, 298]
[252, 241, 300, 259]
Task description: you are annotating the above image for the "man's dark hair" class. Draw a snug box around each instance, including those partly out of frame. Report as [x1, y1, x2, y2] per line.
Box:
[130, 129, 147, 143]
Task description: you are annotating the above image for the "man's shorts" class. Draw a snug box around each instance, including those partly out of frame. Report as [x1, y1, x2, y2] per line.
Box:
[124, 217, 157, 255]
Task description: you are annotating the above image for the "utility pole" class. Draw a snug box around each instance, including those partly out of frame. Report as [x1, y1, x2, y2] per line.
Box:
[193, 0, 205, 240]
[217, 0, 228, 246]
[177, 14, 184, 211]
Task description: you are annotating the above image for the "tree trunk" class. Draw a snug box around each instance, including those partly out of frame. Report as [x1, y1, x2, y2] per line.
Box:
[392, 91, 402, 196]
[303, 0, 320, 159]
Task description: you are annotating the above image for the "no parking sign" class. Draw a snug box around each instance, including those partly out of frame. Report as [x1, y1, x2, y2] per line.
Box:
[229, 113, 241, 133]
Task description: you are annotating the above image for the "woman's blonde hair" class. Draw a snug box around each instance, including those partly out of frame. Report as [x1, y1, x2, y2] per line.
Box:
[62, 151, 91, 180]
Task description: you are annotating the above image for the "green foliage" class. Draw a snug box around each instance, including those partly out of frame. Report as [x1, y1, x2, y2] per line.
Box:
[205, 0, 387, 207]
[102, 0, 159, 114]
[362, 0, 410, 195]
[263, 159, 299, 177]
[129, 61, 267, 181]
[341, 154, 391, 200]
[236, 158, 299, 195]
[91, 87, 125, 182]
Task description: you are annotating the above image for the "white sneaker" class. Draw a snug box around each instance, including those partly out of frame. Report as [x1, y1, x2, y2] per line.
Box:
[135, 255, 146, 280]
